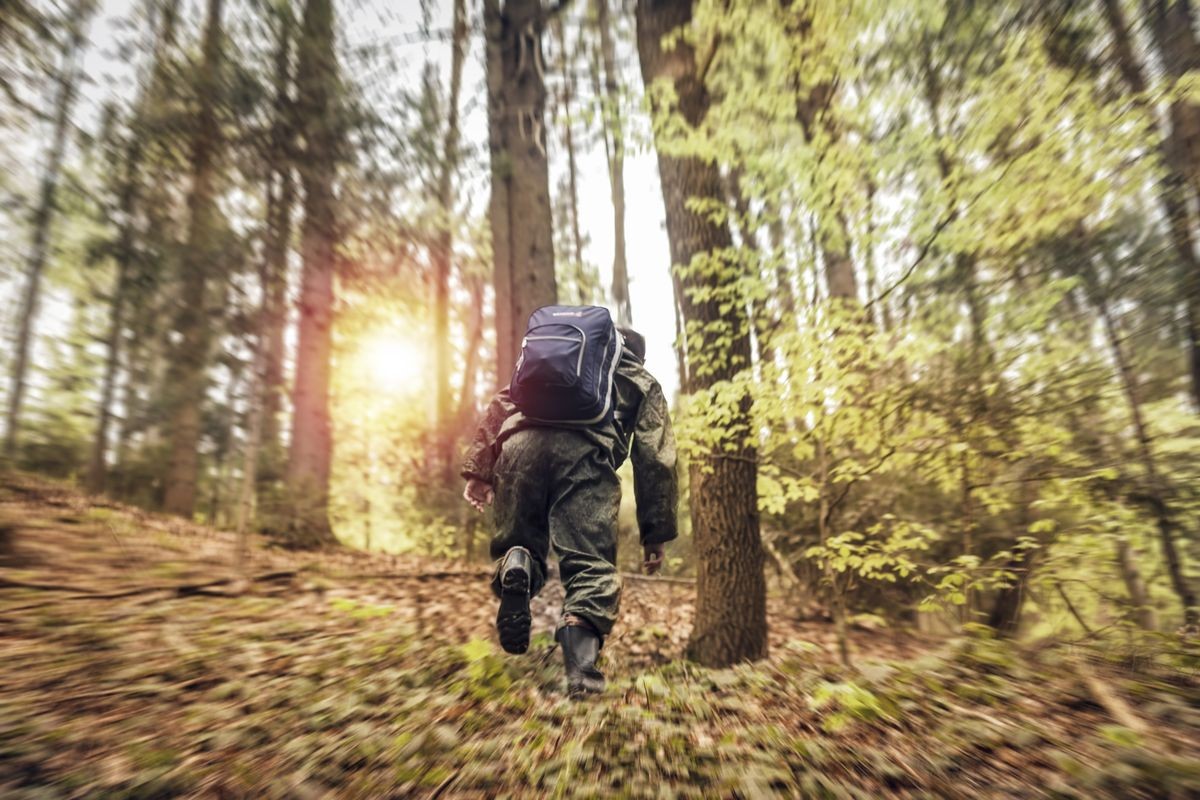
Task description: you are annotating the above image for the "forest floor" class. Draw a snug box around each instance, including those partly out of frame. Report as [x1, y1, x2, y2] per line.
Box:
[0, 471, 1197, 799]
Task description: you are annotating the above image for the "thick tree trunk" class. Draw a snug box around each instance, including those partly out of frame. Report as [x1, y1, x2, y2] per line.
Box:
[4, 3, 89, 457]
[1104, 0, 1200, 409]
[637, 0, 767, 667]
[594, 0, 632, 325]
[285, 0, 340, 546]
[484, 0, 558, 383]
[163, 0, 223, 516]
[432, 0, 468, 479]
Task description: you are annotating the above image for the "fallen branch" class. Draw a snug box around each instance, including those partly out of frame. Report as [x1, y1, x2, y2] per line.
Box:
[619, 573, 695, 585]
[1073, 658, 1149, 736]
[2, 570, 297, 612]
[0, 576, 101, 594]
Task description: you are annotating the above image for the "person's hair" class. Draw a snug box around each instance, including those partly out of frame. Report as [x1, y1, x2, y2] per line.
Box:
[618, 326, 646, 362]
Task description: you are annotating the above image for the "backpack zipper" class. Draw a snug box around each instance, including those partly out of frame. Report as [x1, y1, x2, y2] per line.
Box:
[522, 326, 587, 375]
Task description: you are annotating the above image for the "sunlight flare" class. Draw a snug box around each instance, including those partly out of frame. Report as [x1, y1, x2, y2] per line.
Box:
[356, 329, 428, 395]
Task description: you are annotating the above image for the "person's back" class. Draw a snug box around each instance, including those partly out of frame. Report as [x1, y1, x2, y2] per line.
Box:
[461, 325, 678, 698]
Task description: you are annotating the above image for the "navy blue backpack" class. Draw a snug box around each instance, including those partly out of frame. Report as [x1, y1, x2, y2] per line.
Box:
[510, 305, 622, 425]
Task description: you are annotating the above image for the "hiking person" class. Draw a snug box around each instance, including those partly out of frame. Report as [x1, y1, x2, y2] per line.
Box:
[461, 306, 678, 698]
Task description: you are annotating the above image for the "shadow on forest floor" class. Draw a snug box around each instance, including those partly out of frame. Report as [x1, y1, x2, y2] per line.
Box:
[1, 471, 1198, 798]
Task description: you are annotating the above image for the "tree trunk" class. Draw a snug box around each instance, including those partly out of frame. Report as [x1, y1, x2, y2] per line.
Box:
[432, 0, 468, 479]
[1146, 0, 1200, 410]
[285, 0, 340, 546]
[1104, 0, 1200, 409]
[1115, 537, 1157, 631]
[87, 140, 139, 493]
[555, 17, 589, 304]
[987, 480, 1036, 636]
[637, 0, 767, 667]
[163, 0, 224, 516]
[455, 273, 487, 431]
[817, 438, 852, 666]
[1091, 267, 1198, 625]
[260, 6, 296, 493]
[594, 0, 632, 325]
[4, 2, 90, 457]
[236, 259, 273, 546]
[786, 9, 857, 304]
[484, 0, 558, 383]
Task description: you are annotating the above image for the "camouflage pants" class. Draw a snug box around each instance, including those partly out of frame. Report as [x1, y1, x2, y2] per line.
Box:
[489, 427, 622, 638]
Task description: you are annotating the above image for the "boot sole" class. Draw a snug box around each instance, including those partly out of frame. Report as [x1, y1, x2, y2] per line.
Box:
[497, 568, 531, 655]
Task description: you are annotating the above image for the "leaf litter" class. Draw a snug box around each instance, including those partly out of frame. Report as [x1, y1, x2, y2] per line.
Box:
[1, 472, 1197, 798]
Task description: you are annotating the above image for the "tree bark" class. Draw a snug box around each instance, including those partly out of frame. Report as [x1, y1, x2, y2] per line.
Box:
[260, 6, 296, 493]
[484, 0, 558, 383]
[637, 0, 767, 667]
[87, 138, 140, 494]
[1115, 536, 1157, 631]
[455, 273, 487, 430]
[1145, 0, 1200, 410]
[432, 0, 468, 479]
[163, 0, 223, 516]
[1103, 0, 1200, 409]
[558, 21, 589, 303]
[594, 0, 632, 325]
[4, 1, 90, 457]
[1089, 265, 1198, 625]
[784, 4, 857, 303]
[285, 0, 340, 546]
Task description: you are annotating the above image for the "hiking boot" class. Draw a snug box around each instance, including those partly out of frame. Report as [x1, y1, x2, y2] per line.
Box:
[496, 547, 532, 654]
[556, 617, 605, 699]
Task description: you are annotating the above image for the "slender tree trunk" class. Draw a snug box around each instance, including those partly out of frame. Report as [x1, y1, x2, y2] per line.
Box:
[163, 0, 224, 516]
[236, 266, 272, 543]
[594, 0, 632, 325]
[484, 0, 558, 383]
[4, 3, 90, 457]
[988, 480, 1036, 635]
[455, 274, 487, 430]
[433, 0, 468, 479]
[286, 0, 340, 546]
[786, 7, 857, 304]
[87, 141, 139, 493]
[555, 17, 588, 302]
[1116, 537, 1157, 631]
[637, 0, 767, 667]
[1091, 269, 1198, 624]
[484, 0, 513, 385]
[260, 7, 296, 492]
[817, 437, 852, 666]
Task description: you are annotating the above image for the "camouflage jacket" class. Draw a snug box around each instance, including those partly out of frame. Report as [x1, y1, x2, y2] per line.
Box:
[461, 350, 679, 545]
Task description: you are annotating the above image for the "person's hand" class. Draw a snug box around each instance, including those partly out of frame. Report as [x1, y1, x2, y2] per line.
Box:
[642, 543, 665, 575]
[463, 478, 494, 512]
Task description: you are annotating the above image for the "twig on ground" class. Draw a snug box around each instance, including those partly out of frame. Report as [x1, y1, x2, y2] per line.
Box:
[1073, 658, 1149, 735]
